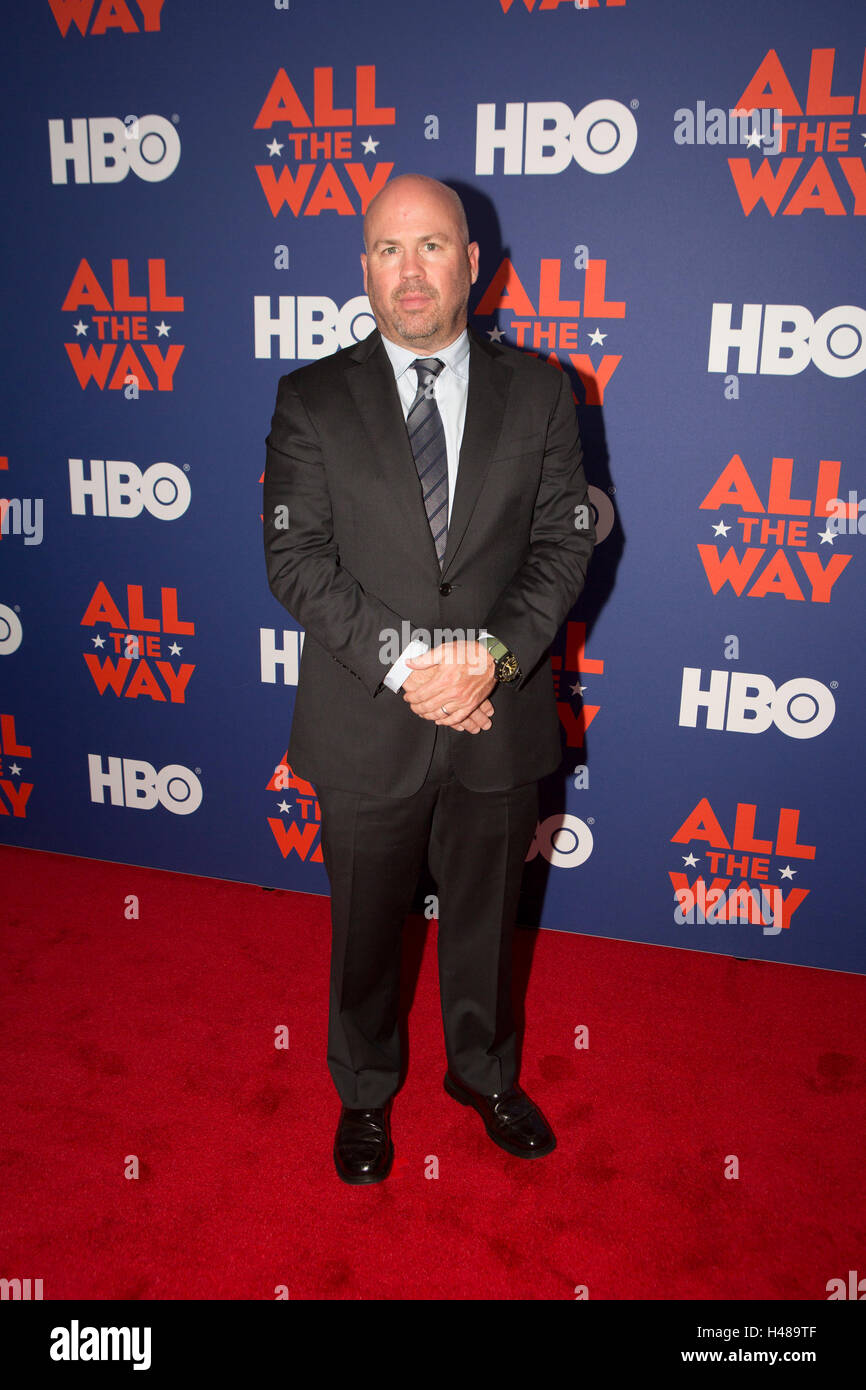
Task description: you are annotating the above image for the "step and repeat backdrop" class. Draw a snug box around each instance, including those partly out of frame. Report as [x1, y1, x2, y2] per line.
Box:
[1, 0, 863, 972]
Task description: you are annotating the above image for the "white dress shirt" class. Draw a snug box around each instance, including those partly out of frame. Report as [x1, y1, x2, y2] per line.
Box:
[377, 329, 495, 692]
[379, 326, 471, 526]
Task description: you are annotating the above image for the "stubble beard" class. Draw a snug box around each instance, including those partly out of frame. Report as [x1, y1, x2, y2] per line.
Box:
[374, 278, 469, 348]
[390, 289, 442, 344]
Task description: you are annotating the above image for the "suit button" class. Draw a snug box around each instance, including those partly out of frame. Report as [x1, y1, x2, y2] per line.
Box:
[439, 582, 452, 596]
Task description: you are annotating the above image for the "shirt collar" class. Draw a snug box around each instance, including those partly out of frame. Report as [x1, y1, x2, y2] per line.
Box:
[379, 326, 470, 384]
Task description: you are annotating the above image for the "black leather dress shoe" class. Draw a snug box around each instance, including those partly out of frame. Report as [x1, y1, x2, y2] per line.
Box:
[444, 1071, 556, 1158]
[334, 1102, 394, 1184]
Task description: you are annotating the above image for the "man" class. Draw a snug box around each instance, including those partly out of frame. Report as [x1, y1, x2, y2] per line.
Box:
[263, 173, 594, 1184]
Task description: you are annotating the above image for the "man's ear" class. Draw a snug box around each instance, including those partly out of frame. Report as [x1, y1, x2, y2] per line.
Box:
[360, 252, 368, 293]
[468, 241, 479, 284]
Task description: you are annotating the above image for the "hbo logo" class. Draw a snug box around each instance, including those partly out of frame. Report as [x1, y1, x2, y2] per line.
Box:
[89, 755, 202, 815]
[0, 604, 23, 656]
[679, 668, 835, 740]
[708, 303, 866, 378]
[49, 116, 181, 184]
[526, 813, 594, 869]
[253, 294, 375, 360]
[475, 99, 638, 176]
[69, 459, 190, 520]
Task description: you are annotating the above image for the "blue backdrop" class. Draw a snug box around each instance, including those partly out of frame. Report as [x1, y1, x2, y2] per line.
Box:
[2, 0, 864, 972]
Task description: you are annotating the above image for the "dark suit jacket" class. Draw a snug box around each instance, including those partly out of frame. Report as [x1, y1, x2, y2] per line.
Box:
[263, 325, 595, 796]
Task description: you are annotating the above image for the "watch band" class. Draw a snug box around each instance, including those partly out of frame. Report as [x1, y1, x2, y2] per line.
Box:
[480, 634, 520, 683]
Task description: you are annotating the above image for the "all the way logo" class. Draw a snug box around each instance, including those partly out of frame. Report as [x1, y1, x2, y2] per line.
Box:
[62, 258, 184, 392]
[49, 115, 180, 185]
[472, 251, 626, 404]
[726, 47, 866, 215]
[0, 714, 32, 819]
[696, 453, 855, 604]
[253, 65, 395, 217]
[48, 0, 165, 35]
[670, 798, 813, 933]
[550, 620, 603, 751]
[267, 756, 323, 864]
[80, 582, 195, 702]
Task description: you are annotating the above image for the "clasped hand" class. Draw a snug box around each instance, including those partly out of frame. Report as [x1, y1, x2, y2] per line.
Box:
[402, 641, 496, 734]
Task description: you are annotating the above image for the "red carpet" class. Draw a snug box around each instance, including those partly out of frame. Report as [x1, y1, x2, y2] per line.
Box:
[1, 844, 863, 1301]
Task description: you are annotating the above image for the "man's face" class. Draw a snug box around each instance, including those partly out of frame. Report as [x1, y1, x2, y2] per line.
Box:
[361, 183, 479, 352]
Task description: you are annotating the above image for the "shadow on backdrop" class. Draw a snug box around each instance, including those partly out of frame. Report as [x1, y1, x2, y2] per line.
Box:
[400, 181, 623, 1092]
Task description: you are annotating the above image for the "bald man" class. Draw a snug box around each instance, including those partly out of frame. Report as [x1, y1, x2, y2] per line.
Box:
[264, 174, 594, 1183]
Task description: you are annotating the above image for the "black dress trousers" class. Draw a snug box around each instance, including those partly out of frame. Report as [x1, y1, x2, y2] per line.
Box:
[314, 723, 539, 1108]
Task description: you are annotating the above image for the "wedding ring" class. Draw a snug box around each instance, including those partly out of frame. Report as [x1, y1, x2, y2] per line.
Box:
[441, 705, 448, 715]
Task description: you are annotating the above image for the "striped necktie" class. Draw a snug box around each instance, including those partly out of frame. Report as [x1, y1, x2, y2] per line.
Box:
[407, 357, 448, 566]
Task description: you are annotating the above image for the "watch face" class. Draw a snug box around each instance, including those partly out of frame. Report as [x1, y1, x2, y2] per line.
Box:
[497, 652, 520, 682]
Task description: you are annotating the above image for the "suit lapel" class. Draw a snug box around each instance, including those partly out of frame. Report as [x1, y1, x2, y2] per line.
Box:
[442, 330, 511, 574]
[343, 330, 441, 569]
[342, 327, 512, 577]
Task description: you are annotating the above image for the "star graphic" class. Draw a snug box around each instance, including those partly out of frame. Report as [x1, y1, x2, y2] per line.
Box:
[570, 681, 586, 696]
[713, 520, 731, 537]
[74, 320, 89, 336]
[779, 864, 797, 880]
[588, 327, 607, 346]
[362, 135, 379, 155]
[745, 128, 763, 149]
[92, 634, 105, 648]
[8, 762, 21, 777]
[267, 138, 283, 157]
[155, 321, 171, 338]
[861, 132, 866, 146]
[487, 325, 504, 343]
[168, 642, 182, 656]
[682, 853, 699, 868]
[277, 800, 293, 814]
[817, 526, 836, 545]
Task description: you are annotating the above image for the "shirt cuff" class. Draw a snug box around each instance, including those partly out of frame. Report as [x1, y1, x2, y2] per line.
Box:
[383, 637, 430, 692]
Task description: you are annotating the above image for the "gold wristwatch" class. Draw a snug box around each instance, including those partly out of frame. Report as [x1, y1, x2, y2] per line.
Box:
[481, 634, 520, 684]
